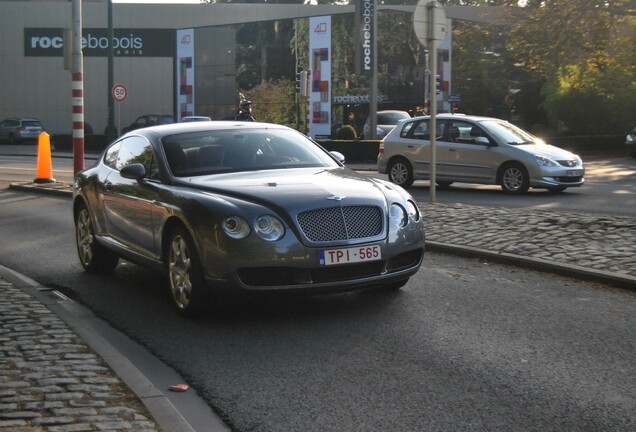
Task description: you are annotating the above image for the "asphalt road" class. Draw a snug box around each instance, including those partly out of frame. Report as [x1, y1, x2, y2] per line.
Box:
[0, 190, 634, 431]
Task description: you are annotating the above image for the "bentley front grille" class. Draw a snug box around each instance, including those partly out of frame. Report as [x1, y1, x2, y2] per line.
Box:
[297, 205, 383, 242]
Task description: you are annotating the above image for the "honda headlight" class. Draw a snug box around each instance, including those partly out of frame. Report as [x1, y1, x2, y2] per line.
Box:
[534, 154, 559, 167]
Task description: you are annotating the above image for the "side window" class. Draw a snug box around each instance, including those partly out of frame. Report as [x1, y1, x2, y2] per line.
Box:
[446, 120, 491, 145]
[399, 121, 416, 138]
[446, 120, 472, 143]
[412, 120, 430, 140]
[116, 136, 155, 176]
[404, 119, 444, 140]
[103, 141, 122, 169]
[398, 120, 431, 140]
[465, 123, 492, 145]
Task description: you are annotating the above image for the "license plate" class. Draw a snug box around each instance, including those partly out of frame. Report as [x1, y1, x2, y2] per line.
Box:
[319, 244, 381, 266]
[567, 170, 582, 176]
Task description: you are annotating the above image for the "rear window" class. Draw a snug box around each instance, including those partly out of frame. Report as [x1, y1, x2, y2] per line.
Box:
[378, 112, 410, 125]
[23, 121, 42, 127]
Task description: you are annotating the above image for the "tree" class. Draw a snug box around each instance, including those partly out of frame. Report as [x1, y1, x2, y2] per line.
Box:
[503, 0, 636, 134]
[242, 79, 305, 128]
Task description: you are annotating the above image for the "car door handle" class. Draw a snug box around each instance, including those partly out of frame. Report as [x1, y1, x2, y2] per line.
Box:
[449, 148, 456, 152]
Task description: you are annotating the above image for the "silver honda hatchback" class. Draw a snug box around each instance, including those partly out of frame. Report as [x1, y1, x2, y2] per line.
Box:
[377, 114, 585, 194]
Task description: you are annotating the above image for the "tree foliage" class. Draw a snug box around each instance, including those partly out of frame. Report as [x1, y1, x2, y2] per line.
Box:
[503, 0, 636, 134]
[242, 79, 306, 128]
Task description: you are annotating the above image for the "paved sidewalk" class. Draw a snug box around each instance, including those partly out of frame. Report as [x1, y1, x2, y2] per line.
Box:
[0, 275, 162, 432]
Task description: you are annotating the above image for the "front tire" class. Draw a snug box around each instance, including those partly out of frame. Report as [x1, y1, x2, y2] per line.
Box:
[166, 227, 208, 317]
[500, 163, 529, 194]
[75, 202, 119, 273]
[387, 158, 414, 188]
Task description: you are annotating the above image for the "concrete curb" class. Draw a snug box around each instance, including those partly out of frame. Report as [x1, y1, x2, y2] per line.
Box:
[9, 181, 74, 197]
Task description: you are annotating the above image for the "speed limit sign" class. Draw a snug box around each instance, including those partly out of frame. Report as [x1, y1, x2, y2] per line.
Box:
[112, 83, 127, 102]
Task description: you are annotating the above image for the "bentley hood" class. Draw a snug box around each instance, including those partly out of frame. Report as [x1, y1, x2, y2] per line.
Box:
[179, 167, 398, 210]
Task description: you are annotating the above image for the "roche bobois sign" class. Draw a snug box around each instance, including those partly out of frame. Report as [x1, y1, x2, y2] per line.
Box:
[355, 0, 375, 76]
[24, 28, 174, 57]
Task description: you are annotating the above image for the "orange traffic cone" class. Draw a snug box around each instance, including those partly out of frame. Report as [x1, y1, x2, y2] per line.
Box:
[34, 132, 56, 184]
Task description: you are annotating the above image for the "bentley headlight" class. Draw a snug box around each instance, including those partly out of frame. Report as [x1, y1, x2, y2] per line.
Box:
[406, 200, 420, 222]
[222, 216, 250, 239]
[389, 203, 408, 228]
[254, 215, 285, 241]
[533, 154, 559, 167]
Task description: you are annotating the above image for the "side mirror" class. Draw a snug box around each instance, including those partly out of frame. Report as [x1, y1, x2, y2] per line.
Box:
[120, 163, 146, 180]
[330, 151, 346, 164]
[474, 136, 492, 146]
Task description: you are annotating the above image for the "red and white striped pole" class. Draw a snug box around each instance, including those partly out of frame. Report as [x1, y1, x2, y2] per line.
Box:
[71, 0, 84, 175]
[72, 72, 84, 175]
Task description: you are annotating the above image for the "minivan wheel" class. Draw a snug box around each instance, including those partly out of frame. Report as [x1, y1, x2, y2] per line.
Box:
[387, 158, 414, 188]
[500, 163, 529, 194]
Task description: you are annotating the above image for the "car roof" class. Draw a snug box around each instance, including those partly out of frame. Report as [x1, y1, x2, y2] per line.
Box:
[3, 117, 40, 121]
[405, 114, 504, 122]
[125, 120, 291, 138]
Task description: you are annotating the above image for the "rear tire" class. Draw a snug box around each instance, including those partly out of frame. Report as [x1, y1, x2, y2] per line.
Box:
[166, 227, 208, 317]
[75, 203, 119, 273]
[387, 158, 414, 188]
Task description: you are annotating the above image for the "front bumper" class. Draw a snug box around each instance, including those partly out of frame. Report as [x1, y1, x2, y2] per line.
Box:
[229, 247, 424, 292]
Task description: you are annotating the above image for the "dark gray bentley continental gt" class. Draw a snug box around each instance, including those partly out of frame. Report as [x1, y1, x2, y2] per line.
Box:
[73, 121, 425, 316]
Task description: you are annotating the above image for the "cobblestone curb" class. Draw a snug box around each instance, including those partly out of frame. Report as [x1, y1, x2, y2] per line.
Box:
[0, 278, 162, 432]
[421, 203, 636, 287]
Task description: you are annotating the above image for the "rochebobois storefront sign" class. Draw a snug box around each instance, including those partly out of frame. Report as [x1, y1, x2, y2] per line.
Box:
[24, 28, 174, 57]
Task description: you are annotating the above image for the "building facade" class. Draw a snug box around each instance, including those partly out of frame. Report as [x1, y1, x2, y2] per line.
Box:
[1, 1, 496, 136]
